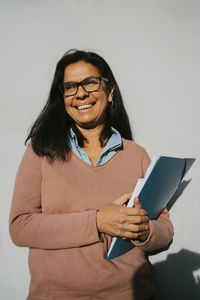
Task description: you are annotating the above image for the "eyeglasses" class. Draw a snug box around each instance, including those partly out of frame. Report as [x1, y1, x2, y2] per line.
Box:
[60, 76, 109, 97]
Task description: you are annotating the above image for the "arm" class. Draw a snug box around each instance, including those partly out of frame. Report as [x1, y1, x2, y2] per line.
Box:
[96, 148, 174, 252]
[9, 143, 101, 250]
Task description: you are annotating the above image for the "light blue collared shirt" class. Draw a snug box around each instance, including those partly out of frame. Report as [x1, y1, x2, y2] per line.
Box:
[69, 127, 122, 166]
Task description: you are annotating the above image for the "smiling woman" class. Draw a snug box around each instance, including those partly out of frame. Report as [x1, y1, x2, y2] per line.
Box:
[9, 49, 173, 300]
[63, 61, 112, 130]
[22, 49, 133, 162]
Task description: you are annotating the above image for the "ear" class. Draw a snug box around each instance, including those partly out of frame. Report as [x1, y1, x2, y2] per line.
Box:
[107, 86, 114, 103]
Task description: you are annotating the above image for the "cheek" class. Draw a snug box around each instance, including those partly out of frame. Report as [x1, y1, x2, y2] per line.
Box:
[99, 96, 109, 111]
[96, 92, 108, 105]
[64, 100, 71, 112]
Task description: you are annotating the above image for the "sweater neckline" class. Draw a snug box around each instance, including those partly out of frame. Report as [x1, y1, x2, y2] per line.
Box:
[70, 139, 126, 169]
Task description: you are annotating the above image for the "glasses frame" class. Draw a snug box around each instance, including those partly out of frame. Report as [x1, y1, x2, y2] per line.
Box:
[60, 76, 109, 97]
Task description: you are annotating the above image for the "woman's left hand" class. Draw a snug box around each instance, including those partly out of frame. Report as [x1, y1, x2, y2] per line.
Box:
[97, 194, 150, 240]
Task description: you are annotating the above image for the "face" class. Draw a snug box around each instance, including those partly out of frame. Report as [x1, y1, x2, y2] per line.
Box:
[63, 61, 113, 129]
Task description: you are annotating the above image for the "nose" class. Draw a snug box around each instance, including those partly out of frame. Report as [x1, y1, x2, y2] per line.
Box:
[76, 85, 89, 100]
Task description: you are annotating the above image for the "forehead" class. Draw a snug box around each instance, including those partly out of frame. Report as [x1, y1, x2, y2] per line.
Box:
[63, 61, 100, 82]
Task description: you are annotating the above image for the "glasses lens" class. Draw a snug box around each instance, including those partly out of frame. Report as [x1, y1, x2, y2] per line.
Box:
[82, 77, 100, 92]
[63, 82, 77, 96]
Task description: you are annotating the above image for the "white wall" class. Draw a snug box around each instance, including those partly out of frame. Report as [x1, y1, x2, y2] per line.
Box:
[0, 1, 199, 299]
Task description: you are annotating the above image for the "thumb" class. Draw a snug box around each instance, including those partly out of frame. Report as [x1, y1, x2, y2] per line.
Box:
[113, 192, 133, 206]
[134, 197, 142, 208]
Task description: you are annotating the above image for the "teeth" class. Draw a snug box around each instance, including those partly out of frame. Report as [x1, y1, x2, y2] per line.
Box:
[77, 104, 93, 110]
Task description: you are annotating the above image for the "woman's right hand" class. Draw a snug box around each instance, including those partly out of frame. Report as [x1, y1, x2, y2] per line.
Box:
[96, 193, 149, 240]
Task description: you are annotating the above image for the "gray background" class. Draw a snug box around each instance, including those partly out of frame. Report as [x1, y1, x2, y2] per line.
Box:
[0, 0, 200, 299]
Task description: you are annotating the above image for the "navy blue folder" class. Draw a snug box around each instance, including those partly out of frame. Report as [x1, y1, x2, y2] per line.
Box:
[107, 156, 195, 260]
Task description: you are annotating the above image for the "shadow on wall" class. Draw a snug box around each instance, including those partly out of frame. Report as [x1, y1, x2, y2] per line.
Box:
[150, 179, 200, 299]
[151, 248, 200, 300]
[166, 179, 192, 211]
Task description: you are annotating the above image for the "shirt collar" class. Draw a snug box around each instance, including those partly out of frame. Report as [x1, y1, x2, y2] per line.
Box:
[69, 127, 122, 152]
[70, 128, 79, 148]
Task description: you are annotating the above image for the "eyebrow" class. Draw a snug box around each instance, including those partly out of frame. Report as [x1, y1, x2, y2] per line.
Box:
[63, 81, 77, 85]
[63, 76, 100, 84]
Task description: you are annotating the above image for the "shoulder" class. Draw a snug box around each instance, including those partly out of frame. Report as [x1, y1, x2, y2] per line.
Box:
[24, 141, 40, 158]
[122, 139, 151, 174]
[14, 141, 43, 186]
[19, 141, 43, 170]
[122, 139, 149, 157]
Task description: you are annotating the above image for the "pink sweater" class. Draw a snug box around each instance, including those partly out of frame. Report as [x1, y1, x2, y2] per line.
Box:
[9, 139, 173, 300]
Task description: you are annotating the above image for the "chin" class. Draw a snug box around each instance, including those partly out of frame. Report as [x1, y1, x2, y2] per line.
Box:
[77, 122, 98, 129]
[76, 118, 104, 129]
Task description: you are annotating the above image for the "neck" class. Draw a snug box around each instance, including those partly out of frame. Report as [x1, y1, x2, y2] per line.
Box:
[76, 124, 105, 147]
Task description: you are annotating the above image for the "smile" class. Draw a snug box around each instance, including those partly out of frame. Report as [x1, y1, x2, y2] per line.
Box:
[76, 103, 95, 110]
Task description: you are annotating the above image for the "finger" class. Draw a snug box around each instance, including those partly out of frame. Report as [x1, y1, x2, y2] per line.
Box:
[113, 192, 133, 206]
[117, 213, 148, 225]
[126, 223, 149, 233]
[127, 215, 149, 224]
[126, 226, 151, 239]
[125, 207, 147, 216]
[134, 197, 142, 209]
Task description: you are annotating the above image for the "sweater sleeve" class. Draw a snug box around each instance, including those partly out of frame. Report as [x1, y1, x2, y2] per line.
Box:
[9, 143, 101, 250]
[132, 208, 174, 252]
[132, 148, 174, 252]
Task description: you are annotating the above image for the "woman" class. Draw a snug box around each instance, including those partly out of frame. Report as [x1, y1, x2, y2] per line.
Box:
[9, 49, 173, 300]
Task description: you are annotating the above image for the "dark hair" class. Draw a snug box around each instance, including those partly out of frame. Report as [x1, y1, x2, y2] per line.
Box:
[25, 49, 133, 162]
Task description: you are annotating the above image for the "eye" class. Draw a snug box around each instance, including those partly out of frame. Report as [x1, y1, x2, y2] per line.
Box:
[82, 77, 100, 92]
[63, 82, 77, 91]
[83, 78, 99, 85]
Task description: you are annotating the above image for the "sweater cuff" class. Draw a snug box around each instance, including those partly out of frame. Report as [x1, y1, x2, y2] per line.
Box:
[90, 209, 103, 244]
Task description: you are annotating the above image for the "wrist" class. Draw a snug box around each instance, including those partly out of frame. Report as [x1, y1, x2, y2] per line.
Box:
[96, 209, 102, 232]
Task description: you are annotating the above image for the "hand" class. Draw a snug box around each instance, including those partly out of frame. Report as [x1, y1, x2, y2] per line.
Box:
[134, 197, 150, 241]
[96, 193, 150, 240]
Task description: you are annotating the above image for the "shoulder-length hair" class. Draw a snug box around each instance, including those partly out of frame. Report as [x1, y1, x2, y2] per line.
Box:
[25, 49, 133, 162]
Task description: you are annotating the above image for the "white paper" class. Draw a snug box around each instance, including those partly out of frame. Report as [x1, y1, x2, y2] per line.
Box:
[127, 154, 160, 207]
